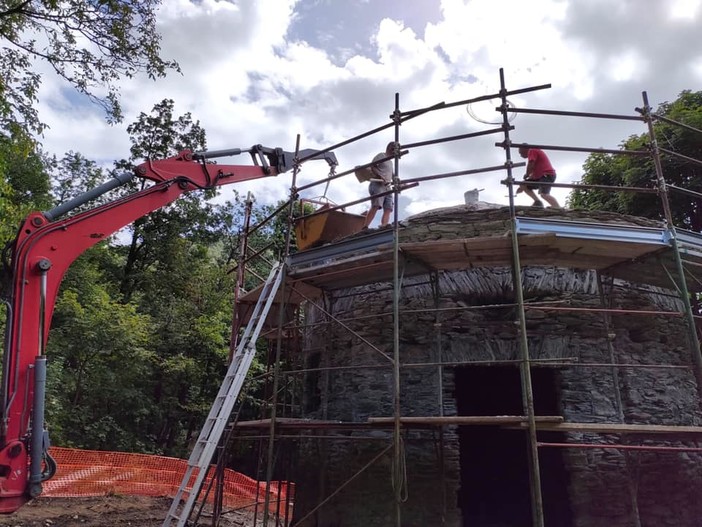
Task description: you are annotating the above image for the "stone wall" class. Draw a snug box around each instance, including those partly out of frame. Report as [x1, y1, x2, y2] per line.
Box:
[291, 206, 702, 527]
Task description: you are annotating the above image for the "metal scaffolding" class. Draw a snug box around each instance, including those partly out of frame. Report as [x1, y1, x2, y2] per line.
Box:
[194, 68, 702, 527]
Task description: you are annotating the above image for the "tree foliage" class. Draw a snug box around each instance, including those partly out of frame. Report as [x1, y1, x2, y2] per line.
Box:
[0, 132, 51, 231]
[0, 0, 179, 135]
[49, 150, 106, 209]
[569, 90, 702, 231]
[1, 97, 291, 461]
[137, 241, 236, 454]
[0, 131, 51, 304]
[46, 100, 269, 456]
[114, 98, 217, 300]
[46, 247, 155, 452]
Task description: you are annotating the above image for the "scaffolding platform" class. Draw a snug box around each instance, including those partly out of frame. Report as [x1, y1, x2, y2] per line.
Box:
[232, 416, 702, 436]
[285, 215, 702, 292]
[217, 73, 702, 527]
[233, 415, 565, 431]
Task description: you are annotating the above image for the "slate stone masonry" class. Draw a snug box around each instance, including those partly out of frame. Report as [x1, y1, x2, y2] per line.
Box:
[291, 206, 702, 527]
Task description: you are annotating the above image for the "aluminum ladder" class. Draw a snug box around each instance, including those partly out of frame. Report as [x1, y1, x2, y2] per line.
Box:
[162, 262, 285, 527]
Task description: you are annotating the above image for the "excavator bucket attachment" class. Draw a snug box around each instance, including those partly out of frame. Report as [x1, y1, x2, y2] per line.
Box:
[294, 204, 366, 251]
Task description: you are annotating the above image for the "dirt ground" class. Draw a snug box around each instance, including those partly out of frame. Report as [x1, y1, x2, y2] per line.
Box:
[0, 495, 277, 527]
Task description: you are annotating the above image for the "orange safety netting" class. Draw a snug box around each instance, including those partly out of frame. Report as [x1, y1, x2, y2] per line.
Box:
[44, 447, 293, 514]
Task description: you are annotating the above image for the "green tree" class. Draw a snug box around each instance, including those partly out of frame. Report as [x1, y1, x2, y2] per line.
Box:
[223, 197, 309, 291]
[0, 136, 51, 208]
[0, 131, 51, 303]
[1, 96, 290, 457]
[0, 0, 179, 136]
[49, 151, 106, 210]
[569, 90, 702, 230]
[113, 98, 229, 300]
[0, 172, 20, 243]
[46, 246, 156, 452]
[0, 132, 51, 235]
[140, 240, 236, 454]
[105, 99, 248, 454]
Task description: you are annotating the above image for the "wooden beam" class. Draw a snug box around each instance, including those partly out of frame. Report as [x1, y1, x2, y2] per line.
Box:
[367, 415, 564, 426]
[233, 417, 702, 435]
[234, 418, 350, 429]
[518, 422, 702, 435]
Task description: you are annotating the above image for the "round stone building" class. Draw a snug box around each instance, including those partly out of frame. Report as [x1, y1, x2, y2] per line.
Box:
[287, 204, 702, 527]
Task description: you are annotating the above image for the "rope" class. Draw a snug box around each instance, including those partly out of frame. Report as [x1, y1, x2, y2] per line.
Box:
[391, 435, 409, 503]
[467, 98, 518, 125]
[322, 166, 335, 199]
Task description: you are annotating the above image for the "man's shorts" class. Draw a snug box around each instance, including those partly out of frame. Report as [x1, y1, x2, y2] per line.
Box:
[523, 173, 556, 194]
[369, 180, 393, 210]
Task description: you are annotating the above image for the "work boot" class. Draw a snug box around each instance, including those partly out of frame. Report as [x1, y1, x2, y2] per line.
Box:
[531, 200, 544, 208]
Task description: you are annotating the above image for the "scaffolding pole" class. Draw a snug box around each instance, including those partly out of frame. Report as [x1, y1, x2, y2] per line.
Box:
[216, 68, 702, 527]
[391, 92, 404, 527]
[261, 135, 302, 526]
[498, 67, 545, 527]
[640, 91, 702, 396]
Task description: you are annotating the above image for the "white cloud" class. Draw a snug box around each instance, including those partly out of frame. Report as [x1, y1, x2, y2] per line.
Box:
[669, 0, 701, 19]
[607, 50, 646, 83]
[30, 0, 702, 224]
[694, 57, 702, 82]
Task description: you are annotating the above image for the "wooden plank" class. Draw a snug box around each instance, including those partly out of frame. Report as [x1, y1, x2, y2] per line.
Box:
[367, 415, 564, 426]
[234, 418, 362, 429]
[402, 235, 662, 265]
[518, 233, 559, 247]
[400, 236, 511, 253]
[234, 418, 702, 435]
[401, 234, 658, 274]
[289, 251, 392, 277]
[554, 239, 660, 259]
[291, 232, 701, 292]
[519, 422, 702, 435]
[522, 255, 628, 270]
[238, 279, 322, 305]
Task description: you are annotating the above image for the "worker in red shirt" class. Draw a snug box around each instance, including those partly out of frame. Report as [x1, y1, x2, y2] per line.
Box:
[516, 146, 560, 208]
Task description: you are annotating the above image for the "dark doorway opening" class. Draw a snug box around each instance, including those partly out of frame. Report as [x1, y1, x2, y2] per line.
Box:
[455, 366, 573, 527]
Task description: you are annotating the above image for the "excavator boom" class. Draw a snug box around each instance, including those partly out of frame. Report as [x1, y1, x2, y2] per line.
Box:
[0, 145, 334, 512]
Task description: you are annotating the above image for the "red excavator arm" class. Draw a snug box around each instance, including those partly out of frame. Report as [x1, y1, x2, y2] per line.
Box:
[0, 145, 337, 512]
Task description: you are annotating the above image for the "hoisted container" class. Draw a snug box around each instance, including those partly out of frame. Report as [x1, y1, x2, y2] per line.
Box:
[294, 199, 365, 251]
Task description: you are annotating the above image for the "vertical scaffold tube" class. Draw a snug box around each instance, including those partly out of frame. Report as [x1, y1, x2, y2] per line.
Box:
[392, 92, 404, 527]
[499, 68, 545, 527]
[641, 91, 702, 395]
[262, 135, 300, 525]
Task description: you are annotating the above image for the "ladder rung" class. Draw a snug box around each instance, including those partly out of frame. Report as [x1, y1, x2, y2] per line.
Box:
[162, 263, 284, 527]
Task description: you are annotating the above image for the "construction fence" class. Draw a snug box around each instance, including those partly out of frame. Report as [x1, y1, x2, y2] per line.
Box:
[42, 447, 293, 515]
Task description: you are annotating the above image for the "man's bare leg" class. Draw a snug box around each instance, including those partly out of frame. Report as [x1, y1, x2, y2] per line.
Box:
[380, 208, 392, 227]
[523, 187, 543, 206]
[541, 193, 560, 208]
[364, 207, 379, 228]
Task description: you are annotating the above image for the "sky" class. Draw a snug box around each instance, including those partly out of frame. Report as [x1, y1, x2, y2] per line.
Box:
[34, 0, 702, 223]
